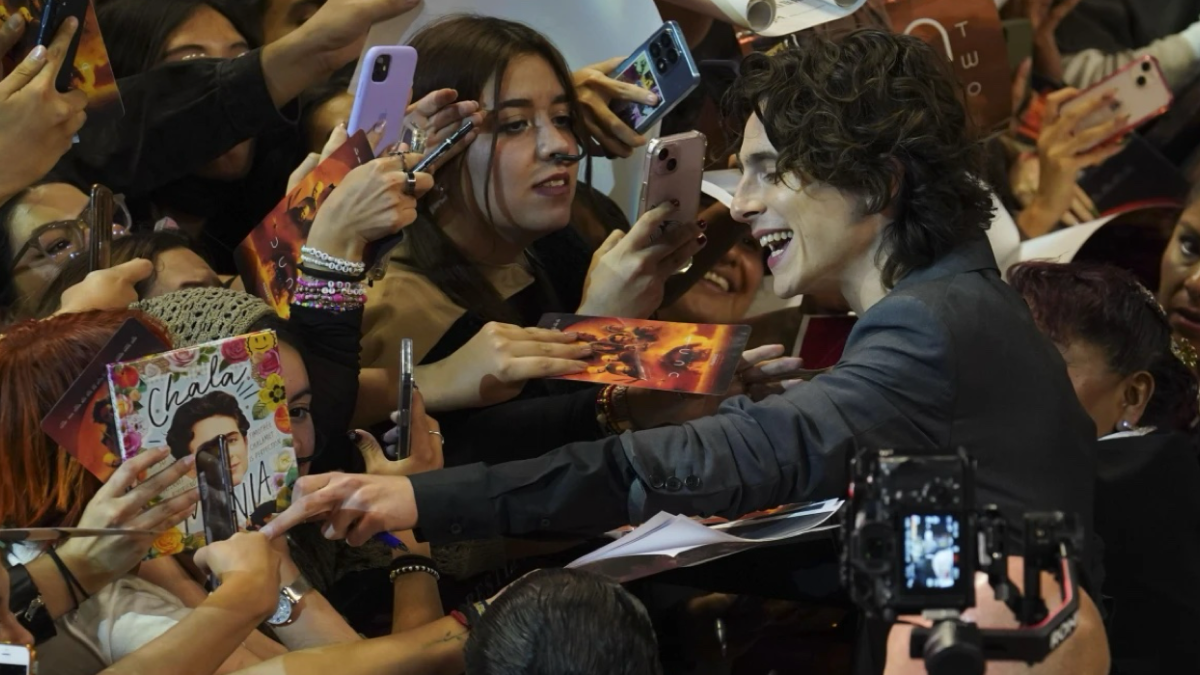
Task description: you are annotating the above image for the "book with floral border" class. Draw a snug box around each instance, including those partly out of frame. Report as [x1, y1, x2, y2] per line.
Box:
[106, 330, 299, 557]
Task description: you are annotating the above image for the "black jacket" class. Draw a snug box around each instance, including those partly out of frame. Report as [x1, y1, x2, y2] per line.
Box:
[409, 236, 1098, 572]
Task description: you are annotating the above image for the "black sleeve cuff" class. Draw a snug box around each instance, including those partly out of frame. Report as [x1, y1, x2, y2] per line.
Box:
[409, 463, 498, 544]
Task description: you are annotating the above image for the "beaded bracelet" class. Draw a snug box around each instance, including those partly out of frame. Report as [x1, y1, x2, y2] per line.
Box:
[596, 384, 633, 436]
[300, 246, 366, 277]
[294, 272, 366, 312]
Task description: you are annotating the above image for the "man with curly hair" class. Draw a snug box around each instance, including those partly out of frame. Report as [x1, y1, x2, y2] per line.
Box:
[267, 30, 1108, 673]
[166, 390, 251, 487]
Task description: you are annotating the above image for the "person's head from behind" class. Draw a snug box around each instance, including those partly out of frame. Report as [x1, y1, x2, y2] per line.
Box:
[464, 568, 662, 675]
[0, 182, 130, 319]
[407, 15, 584, 246]
[1010, 261, 1199, 437]
[0, 310, 171, 528]
[136, 288, 317, 473]
[725, 29, 992, 305]
[37, 230, 221, 316]
[98, 0, 259, 180]
[166, 391, 251, 486]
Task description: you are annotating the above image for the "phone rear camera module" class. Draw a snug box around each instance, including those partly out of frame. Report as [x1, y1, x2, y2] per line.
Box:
[658, 147, 670, 161]
[666, 158, 678, 172]
[1141, 61, 1152, 72]
[665, 48, 679, 65]
[656, 58, 669, 73]
[659, 33, 674, 49]
[372, 54, 392, 83]
[1136, 75, 1147, 87]
[650, 42, 662, 59]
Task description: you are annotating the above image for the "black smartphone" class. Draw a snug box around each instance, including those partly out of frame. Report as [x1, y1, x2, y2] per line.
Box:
[35, 0, 89, 93]
[392, 337, 415, 461]
[196, 435, 237, 546]
[87, 184, 113, 273]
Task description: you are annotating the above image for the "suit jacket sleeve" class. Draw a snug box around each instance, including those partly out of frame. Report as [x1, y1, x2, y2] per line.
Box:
[53, 50, 291, 198]
[409, 295, 954, 543]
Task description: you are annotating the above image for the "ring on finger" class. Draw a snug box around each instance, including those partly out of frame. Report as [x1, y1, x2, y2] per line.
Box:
[404, 171, 418, 196]
[428, 430, 444, 445]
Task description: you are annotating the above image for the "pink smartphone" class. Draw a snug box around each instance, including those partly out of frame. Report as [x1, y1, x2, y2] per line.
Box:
[349, 46, 418, 154]
[1060, 55, 1172, 152]
[637, 131, 708, 227]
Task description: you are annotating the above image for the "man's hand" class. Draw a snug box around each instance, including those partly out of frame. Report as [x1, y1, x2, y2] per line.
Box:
[0, 17, 88, 202]
[260, 473, 418, 547]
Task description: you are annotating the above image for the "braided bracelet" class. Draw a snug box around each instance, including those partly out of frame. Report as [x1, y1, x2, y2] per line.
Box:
[300, 246, 366, 277]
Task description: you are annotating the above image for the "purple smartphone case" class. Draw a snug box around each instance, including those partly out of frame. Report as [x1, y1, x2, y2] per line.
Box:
[349, 46, 418, 154]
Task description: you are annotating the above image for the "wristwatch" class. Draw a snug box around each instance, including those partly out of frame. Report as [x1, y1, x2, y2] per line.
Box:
[266, 575, 312, 627]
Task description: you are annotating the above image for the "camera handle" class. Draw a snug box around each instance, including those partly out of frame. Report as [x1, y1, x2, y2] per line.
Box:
[910, 511, 1083, 673]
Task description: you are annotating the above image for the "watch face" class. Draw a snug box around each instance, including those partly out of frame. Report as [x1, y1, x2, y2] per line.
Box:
[268, 592, 293, 625]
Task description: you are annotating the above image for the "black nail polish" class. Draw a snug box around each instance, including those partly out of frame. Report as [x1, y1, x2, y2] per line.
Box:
[697, 234, 708, 246]
[697, 220, 707, 231]
[346, 430, 360, 442]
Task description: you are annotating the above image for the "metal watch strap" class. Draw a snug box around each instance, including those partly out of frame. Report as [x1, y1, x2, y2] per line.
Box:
[267, 574, 312, 626]
[7, 563, 56, 643]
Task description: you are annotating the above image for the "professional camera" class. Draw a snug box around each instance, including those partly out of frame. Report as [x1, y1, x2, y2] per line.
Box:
[841, 448, 1084, 675]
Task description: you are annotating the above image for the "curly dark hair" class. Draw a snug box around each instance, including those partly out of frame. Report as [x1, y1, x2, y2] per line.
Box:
[1009, 261, 1199, 432]
[725, 29, 994, 287]
[166, 390, 250, 460]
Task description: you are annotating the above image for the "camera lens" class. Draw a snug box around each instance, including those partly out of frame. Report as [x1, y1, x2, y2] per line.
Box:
[659, 33, 674, 49]
[656, 58, 669, 73]
[1136, 75, 1147, 87]
[665, 48, 679, 65]
[666, 158, 678, 172]
[650, 43, 662, 59]
[658, 147, 670, 161]
[1142, 61, 1152, 72]
[371, 54, 391, 83]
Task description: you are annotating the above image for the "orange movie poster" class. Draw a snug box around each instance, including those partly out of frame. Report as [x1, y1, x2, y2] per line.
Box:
[538, 314, 751, 395]
[0, 0, 123, 121]
[235, 131, 373, 318]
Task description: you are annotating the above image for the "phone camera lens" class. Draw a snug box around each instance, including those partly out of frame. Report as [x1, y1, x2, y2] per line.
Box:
[656, 58, 669, 72]
[650, 42, 662, 59]
[659, 33, 674, 48]
[658, 148, 670, 161]
[1136, 75, 1147, 87]
[666, 158, 678, 172]
[665, 48, 679, 65]
[1142, 61, 1152, 72]
[371, 54, 391, 83]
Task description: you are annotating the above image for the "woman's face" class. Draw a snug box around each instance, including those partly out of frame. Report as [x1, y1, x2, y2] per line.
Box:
[6, 183, 90, 304]
[161, 6, 254, 180]
[1159, 202, 1200, 357]
[662, 227, 764, 324]
[1057, 338, 1149, 438]
[145, 248, 221, 298]
[278, 342, 316, 476]
[187, 416, 249, 486]
[463, 54, 580, 242]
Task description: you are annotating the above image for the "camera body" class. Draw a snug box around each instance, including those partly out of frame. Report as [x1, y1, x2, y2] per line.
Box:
[842, 448, 976, 621]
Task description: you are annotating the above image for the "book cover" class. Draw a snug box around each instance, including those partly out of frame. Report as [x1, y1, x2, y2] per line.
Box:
[0, 0, 124, 123]
[537, 313, 751, 395]
[107, 330, 299, 557]
[40, 318, 169, 482]
[235, 131, 373, 318]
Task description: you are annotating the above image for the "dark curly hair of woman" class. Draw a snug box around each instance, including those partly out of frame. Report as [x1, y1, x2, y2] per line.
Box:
[725, 29, 994, 287]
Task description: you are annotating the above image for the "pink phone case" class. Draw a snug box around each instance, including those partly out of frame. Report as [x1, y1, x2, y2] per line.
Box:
[349, 46, 418, 154]
[1061, 55, 1172, 152]
[638, 131, 708, 227]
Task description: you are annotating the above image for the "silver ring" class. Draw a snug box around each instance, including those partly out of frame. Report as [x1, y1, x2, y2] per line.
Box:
[404, 171, 417, 196]
[428, 430, 444, 444]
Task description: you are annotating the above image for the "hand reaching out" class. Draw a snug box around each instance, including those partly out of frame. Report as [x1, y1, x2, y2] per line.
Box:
[56, 259, 155, 315]
[573, 57, 659, 158]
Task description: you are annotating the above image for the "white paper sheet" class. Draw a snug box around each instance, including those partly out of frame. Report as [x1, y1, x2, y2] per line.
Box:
[1017, 215, 1120, 263]
[757, 0, 868, 36]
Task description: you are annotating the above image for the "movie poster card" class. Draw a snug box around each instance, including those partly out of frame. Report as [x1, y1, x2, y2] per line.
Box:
[40, 318, 169, 482]
[538, 314, 750, 395]
[107, 331, 299, 557]
[235, 131, 373, 318]
[0, 0, 124, 123]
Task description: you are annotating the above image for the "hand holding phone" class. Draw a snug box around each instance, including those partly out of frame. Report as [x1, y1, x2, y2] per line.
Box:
[348, 46, 418, 154]
[606, 21, 701, 135]
[1059, 55, 1171, 153]
[196, 435, 237, 545]
[391, 338, 415, 461]
[35, 0, 89, 93]
[87, 184, 113, 273]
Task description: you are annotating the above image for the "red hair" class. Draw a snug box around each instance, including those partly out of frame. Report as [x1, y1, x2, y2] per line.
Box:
[0, 310, 171, 528]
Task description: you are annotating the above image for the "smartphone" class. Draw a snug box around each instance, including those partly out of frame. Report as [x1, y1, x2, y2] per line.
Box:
[392, 338, 415, 461]
[1002, 18, 1033, 74]
[348, 46, 418, 154]
[0, 644, 33, 675]
[35, 0, 89, 93]
[196, 435, 237, 546]
[638, 131, 707, 225]
[87, 184, 113, 273]
[608, 21, 701, 134]
[1061, 55, 1172, 152]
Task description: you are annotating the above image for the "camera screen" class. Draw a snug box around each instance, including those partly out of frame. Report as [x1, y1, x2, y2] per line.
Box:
[903, 513, 962, 591]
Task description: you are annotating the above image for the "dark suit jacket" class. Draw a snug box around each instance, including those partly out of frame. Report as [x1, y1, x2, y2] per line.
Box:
[410, 236, 1097, 567]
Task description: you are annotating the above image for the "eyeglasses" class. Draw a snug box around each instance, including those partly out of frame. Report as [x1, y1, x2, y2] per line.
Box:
[11, 194, 132, 274]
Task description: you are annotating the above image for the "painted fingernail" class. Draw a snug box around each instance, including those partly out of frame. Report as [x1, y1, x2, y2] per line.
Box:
[697, 220, 707, 231]
[6, 14, 23, 29]
[697, 234, 708, 247]
[647, 93, 660, 104]
[27, 45, 46, 62]
[182, 455, 196, 467]
[671, 199, 680, 207]
[347, 430, 360, 442]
